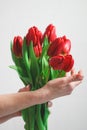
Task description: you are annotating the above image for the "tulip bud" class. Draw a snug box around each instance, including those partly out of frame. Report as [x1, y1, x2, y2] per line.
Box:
[26, 26, 42, 46]
[42, 24, 57, 43]
[49, 54, 74, 72]
[13, 36, 23, 57]
[26, 26, 42, 57]
[49, 55, 65, 70]
[47, 36, 71, 57]
[63, 55, 74, 72]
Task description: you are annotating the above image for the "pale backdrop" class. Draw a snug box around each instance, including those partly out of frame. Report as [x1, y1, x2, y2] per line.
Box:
[0, 0, 87, 130]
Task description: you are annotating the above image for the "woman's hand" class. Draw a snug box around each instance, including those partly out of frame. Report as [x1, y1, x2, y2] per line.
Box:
[42, 69, 83, 100]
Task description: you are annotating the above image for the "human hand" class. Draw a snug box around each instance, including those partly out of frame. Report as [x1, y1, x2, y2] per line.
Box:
[43, 69, 84, 100]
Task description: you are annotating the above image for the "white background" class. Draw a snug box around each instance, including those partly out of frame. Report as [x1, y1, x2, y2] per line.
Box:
[0, 0, 87, 130]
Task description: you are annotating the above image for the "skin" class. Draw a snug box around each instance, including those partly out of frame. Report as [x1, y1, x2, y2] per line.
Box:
[0, 69, 83, 124]
[0, 87, 53, 124]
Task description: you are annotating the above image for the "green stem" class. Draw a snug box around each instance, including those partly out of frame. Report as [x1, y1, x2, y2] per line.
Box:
[22, 106, 35, 130]
[41, 103, 50, 130]
[36, 105, 45, 130]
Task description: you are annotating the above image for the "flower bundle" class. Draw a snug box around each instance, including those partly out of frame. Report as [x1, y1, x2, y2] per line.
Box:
[10, 24, 74, 130]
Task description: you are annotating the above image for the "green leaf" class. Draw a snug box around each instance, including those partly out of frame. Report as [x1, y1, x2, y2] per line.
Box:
[22, 38, 30, 70]
[57, 70, 66, 77]
[42, 56, 50, 82]
[20, 76, 32, 85]
[41, 37, 49, 57]
[9, 65, 32, 85]
[50, 68, 59, 79]
[22, 38, 32, 84]
[9, 65, 23, 76]
[41, 103, 50, 127]
[50, 69, 66, 79]
[9, 65, 18, 70]
[29, 41, 40, 86]
[22, 106, 35, 130]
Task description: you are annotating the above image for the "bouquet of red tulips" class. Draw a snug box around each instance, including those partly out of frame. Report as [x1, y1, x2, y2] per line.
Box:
[10, 24, 74, 130]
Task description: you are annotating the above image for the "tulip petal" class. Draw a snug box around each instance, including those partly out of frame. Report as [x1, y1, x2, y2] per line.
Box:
[47, 36, 71, 57]
[49, 55, 64, 70]
[63, 55, 74, 72]
[42, 24, 57, 43]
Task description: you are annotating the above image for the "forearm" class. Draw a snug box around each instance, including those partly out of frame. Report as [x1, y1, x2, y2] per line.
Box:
[0, 87, 49, 118]
[0, 112, 19, 124]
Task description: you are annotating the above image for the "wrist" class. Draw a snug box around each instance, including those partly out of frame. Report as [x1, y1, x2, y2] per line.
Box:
[33, 86, 50, 104]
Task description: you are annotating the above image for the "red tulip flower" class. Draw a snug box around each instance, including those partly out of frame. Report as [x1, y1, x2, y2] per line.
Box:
[26, 26, 42, 46]
[63, 55, 74, 72]
[26, 26, 42, 57]
[42, 24, 57, 43]
[47, 35, 71, 57]
[49, 55, 64, 70]
[12, 36, 23, 57]
[49, 54, 74, 72]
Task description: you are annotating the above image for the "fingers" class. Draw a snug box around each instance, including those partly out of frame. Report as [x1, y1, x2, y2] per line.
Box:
[66, 70, 83, 84]
[76, 70, 83, 80]
[72, 80, 82, 88]
[62, 70, 83, 95]
[72, 69, 83, 79]
[71, 68, 75, 76]
[65, 68, 75, 77]
[68, 80, 82, 89]
[66, 80, 82, 96]
[15, 111, 21, 116]
[48, 70, 83, 88]
[18, 85, 31, 92]
[63, 69, 83, 83]
[66, 70, 83, 92]
[47, 101, 53, 107]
